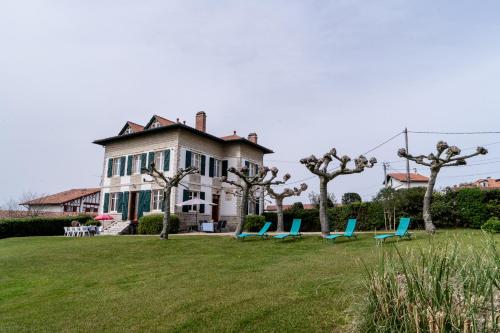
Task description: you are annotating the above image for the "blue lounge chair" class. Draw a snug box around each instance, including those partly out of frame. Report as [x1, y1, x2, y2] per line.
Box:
[238, 222, 272, 240]
[325, 219, 357, 241]
[274, 219, 302, 240]
[374, 217, 412, 242]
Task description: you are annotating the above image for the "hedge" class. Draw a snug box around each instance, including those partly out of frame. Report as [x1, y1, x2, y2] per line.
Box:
[0, 215, 93, 239]
[138, 214, 180, 235]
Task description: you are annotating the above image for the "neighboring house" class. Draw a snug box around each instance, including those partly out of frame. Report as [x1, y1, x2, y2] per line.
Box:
[383, 172, 429, 189]
[454, 177, 500, 190]
[93, 111, 273, 231]
[265, 204, 316, 212]
[20, 188, 101, 213]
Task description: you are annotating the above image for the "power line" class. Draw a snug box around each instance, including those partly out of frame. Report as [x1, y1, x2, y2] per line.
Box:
[408, 130, 500, 135]
[363, 131, 403, 155]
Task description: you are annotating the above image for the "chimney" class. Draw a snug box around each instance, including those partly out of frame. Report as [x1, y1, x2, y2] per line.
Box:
[248, 132, 258, 144]
[195, 111, 207, 132]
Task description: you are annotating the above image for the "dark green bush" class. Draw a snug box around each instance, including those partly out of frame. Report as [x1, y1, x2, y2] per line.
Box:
[481, 217, 500, 233]
[263, 209, 321, 232]
[455, 188, 488, 228]
[138, 214, 179, 234]
[0, 215, 93, 239]
[244, 214, 265, 232]
[84, 220, 101, 226]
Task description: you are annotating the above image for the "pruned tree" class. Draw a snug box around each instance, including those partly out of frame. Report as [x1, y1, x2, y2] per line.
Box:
[221, 166, 290, 236]
[300, 149, 377, 237]
[266, 183, 308, 232]
[398, 141, 487, 233]
[142, 162, 198, 240]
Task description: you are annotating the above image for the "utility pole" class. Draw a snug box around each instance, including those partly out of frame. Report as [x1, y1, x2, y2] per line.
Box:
[383, 162, 388, 188]
[404, 127, 411, 188]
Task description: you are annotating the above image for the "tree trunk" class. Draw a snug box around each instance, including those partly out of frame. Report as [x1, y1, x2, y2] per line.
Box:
[160, 187, 172, 240]
[235, 186, 249, 236]
[319, 176, 330, 237]
[423, 168, 438, 233]
[276, 198, 284, 232]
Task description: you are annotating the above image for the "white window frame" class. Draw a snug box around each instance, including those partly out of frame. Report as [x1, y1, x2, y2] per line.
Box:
[124, 127, 132, 134]
[188, 191, 199, 212]
[112, 158, 121, 176]
[154, 151, 164, 171]
[247, 162, 258, 177]
[131, 154, 141, 174]
[152, 190, 163, 211]
[110, 193, 118, 212]
[191, 152, 201, 169]
[150, 120, 161, 128]
[214, 159, 222, 177]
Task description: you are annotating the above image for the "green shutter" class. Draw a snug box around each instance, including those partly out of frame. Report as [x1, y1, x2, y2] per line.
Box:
[222, 160, 228, 177]
[185, 150, 192, 168]
[117, 192, 123, 213]
[138, 191, 145, 218]
[120, 156, 126, 176]
[182, 189, 190, 212]
[103, 193, 110, 213]
[148, 152, 155, 169]
[163, 150, 170, 171]
[143, 190, 151, 213]
[199, 192, 205, 213]
[209, 157, 215, 177]
[107, 158, 113, 178]
[200, 155, 206, 176]
[122, 192, 129, 220]
[126, 155, 133, 175]
[140, 153, 147, 173]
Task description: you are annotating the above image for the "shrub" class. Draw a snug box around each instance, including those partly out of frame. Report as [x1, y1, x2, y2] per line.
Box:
[356, 241, 500, 332]
[481, 217, 500, 233]
[455, 188, 488, 228]
[244, 214, 265, 232]
[0, 215, 93, 239]
[138, 214, 179, 234]
[84, 220, 101, 226]
[263, 209, 321, 232]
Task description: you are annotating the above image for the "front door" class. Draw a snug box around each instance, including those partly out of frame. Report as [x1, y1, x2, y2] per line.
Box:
[211, 194, 220, 221]
[129, 191, 138, 222]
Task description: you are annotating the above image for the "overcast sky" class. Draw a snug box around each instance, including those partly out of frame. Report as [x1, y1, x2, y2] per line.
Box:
[1, 0, 500, 205]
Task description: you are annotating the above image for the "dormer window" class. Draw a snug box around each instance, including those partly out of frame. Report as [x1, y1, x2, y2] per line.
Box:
[123, 127, 133, 134]
[150, 120, 161, 129]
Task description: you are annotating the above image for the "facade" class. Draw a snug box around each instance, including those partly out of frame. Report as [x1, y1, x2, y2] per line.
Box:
[383, 172, 429, 189]
[20, 188, 100, 213]
[93, 112, 273, 231]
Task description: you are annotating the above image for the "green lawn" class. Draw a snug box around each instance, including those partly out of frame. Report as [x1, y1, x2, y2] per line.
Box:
[0, 230, 497, 332]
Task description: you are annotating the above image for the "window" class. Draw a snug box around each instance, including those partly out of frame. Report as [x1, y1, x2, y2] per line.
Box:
[192, 152, 201, 169]
[131, 154, 141, 174]
[214, 159, 222, 177]
[110, 193, 118, 212]
[154, 151, 164, 170]
[152, 190, 163, 211]
[150, 120, 161, 128]
[247, 162, 259, 177]
[123, 127, 132, 134]
[189, 191, 199, 212]
[112, 158, 121, 176]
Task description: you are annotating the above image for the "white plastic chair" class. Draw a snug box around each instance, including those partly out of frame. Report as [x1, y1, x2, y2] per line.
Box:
[82, 226, 90, 237]
[64, 227, 69, 236]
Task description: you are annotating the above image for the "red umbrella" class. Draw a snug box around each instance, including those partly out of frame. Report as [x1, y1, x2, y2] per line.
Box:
[95, 214, 114, 221]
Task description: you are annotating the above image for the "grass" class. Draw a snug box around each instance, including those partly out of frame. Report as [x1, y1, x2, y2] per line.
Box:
[0, 230, 497, 332]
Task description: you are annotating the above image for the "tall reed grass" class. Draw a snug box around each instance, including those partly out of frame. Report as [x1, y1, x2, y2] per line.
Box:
[356, 238, 499, 332]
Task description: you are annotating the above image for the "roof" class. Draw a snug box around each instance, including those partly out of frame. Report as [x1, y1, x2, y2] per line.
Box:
[118, 121, 144, 135]
[144, 115, 175, 129]
[458, 177, 500, 189]
[220, 132, 243, 140]
[94, 121, 274, 154]
[265, 204, 316, 211]
[386, 173, 429, 183]
[20, 188, 100, 206]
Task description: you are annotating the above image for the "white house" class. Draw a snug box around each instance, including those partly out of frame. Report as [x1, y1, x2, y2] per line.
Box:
[384, 172, 429, 189]
[93, 111, 273, 232]
[20, 188, 100, 213]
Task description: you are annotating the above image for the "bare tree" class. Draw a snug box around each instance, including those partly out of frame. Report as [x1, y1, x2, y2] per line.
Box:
[1, 197, 19, 218]
[221, 166, 290, 236]
[308, 191, 336, 208]
[266, 183, 308, 232]
[398, 141, 487, 233]
[300, 149, 377, 237]
[19, 192, 46, 217]
[143, 162, 199, 240]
